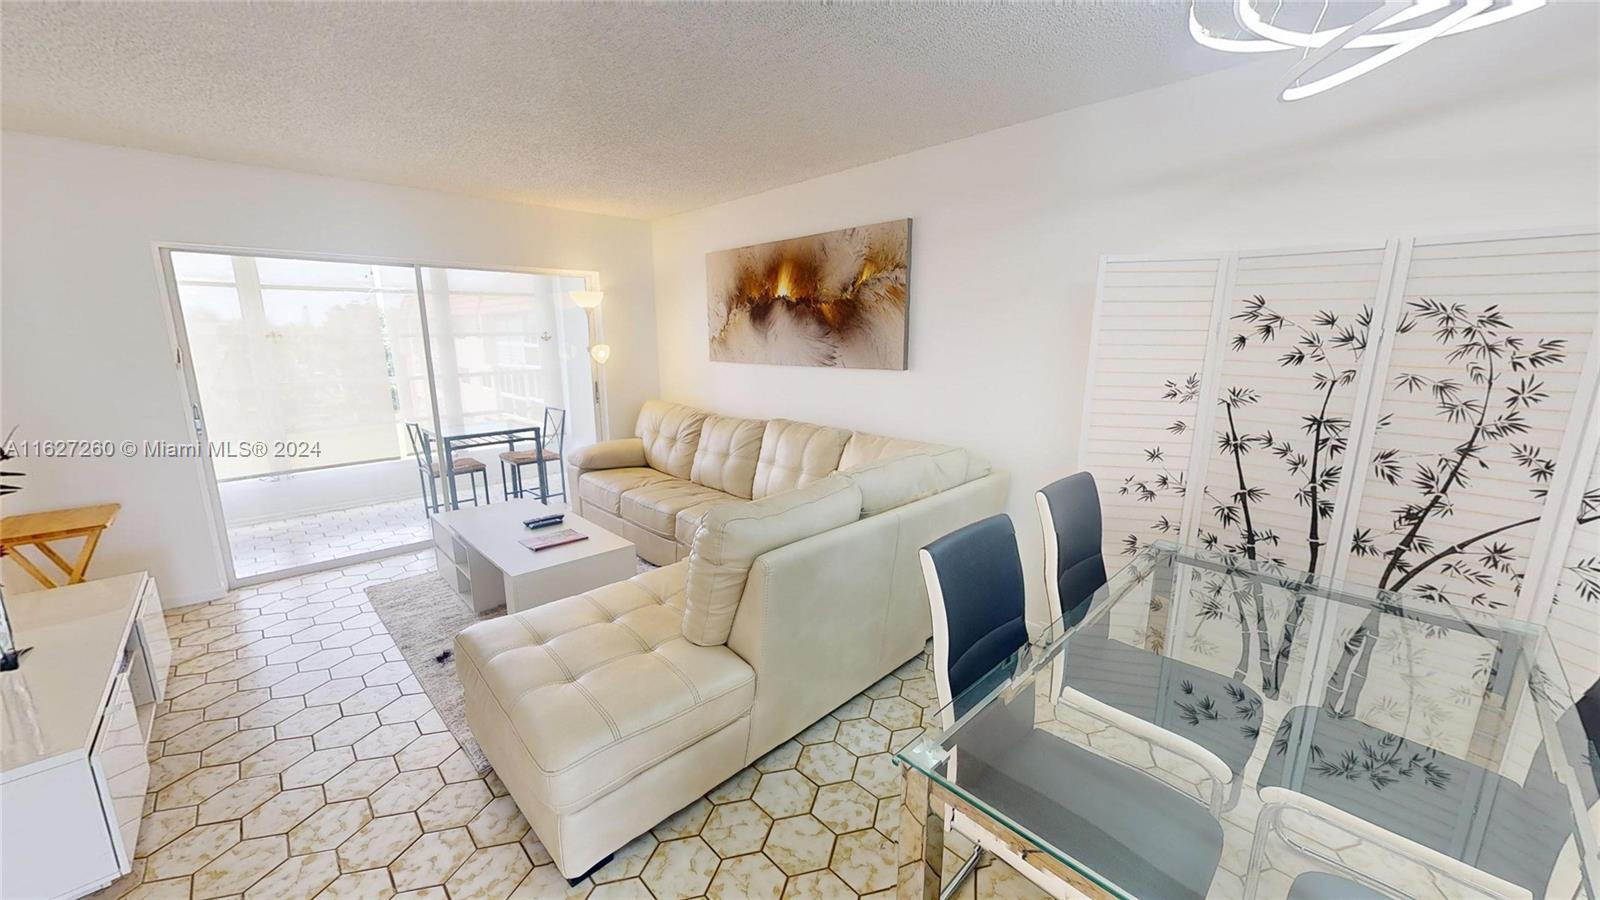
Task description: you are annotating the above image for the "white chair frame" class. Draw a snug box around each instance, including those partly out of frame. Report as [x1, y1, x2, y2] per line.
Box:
[1246, 786, 1531, 900]
[919, 547, 1078, 900]
[1035, 488, 1250, 815]
[1058, 685, 1239, 815]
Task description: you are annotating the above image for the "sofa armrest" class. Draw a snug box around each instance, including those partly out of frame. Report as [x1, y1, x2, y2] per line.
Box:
[567, 438, 648, 516]
[568, 437, 647, 472]
[727, 472, 1009, 758]
[728, 514, 900, 757]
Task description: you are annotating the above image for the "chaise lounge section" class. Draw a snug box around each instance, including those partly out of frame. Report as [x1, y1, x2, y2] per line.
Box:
[454, 400, 1005, 878]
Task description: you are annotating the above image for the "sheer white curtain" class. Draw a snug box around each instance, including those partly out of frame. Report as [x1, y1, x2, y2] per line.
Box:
[171, 252, 418, 479]
[421, 267, 593, 447]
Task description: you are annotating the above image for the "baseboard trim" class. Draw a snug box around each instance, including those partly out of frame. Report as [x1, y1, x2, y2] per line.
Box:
[230, 541, 432, 590]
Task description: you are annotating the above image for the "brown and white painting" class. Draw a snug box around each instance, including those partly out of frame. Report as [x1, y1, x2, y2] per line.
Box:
[706, 219, 910, 369]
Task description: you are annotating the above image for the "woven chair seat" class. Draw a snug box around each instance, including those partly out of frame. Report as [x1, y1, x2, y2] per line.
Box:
[428, 458, 486, 475]
[499, 448, 560, 464]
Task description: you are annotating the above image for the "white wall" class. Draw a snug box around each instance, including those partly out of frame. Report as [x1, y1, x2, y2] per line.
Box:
[650, 7, 1600, 598]
[1, 133, 657, 606]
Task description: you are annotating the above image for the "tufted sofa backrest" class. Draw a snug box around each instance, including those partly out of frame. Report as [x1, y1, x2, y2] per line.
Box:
[635, 400, 709, 480]
[690, 414, 766, 499]
[750, 419, 850, 500]
[839, 431, 989, 487]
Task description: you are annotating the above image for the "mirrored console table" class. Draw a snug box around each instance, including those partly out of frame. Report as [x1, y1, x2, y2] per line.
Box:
[1, 572, 170, 899]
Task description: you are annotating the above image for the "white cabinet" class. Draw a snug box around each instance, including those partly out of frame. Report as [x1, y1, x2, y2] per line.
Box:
[93, 667, 150, 864]
[1, 572, 163, 899]
[135, 578, 171, 704]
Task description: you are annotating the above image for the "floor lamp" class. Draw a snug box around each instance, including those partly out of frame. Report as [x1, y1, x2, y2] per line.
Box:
[570, 289, 610, 445]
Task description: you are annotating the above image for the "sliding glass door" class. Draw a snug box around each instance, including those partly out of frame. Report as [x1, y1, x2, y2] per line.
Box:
[173, 254, 425, 479]
[420, 267, 595, 444]
[165, 250, 597, 584]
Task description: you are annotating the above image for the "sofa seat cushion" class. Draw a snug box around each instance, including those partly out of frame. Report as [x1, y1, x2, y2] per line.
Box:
[579, 467, 676, 515]
[675, 498, 742, 549]
[454, 562, 755, 812]
[619, 479, 737, 539]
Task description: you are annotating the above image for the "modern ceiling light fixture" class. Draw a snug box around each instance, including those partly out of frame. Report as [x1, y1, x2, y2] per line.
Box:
[1189, 0, 1545, 100]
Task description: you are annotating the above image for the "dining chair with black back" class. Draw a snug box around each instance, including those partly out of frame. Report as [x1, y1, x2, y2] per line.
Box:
[1034, 471, 1109, 630]
[1248, 676, 1600, 900]
[919, 513, 1071, 898]
[499, 407, 566, 503]
[1036, 470, 1259, 813]
[406, 422, 489, 513]
[921, 514, 1032, 724]
[918, 513, 1225, 900]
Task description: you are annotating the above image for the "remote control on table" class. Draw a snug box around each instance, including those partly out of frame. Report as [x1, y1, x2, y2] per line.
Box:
[523, 514, 565, 530]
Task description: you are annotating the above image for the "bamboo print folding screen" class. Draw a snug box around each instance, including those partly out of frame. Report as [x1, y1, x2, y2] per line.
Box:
[1549, 440, 1600, 691]
[1080, 227, 1600, 704]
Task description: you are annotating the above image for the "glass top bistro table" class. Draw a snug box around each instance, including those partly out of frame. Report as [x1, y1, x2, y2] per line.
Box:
[895, 542, 1598, 900]
[418, 417, 544, 510]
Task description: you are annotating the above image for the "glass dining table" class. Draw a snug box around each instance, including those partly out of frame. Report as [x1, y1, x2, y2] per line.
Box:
[896, 542, 1598, 900]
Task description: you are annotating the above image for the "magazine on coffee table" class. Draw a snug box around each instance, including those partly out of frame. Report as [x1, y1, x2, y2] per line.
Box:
[519, 527, 589, 552]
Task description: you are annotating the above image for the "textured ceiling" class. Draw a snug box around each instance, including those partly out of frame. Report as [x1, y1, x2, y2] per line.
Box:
[0, 2, 1247, 219]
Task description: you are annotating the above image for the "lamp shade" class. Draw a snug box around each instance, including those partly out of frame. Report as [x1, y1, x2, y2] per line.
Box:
[589, 343, 612, 364]
[571, 290, 604, 309]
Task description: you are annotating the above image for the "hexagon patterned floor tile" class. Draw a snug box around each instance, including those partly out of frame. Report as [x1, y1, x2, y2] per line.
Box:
[90, 548, 1063, 900]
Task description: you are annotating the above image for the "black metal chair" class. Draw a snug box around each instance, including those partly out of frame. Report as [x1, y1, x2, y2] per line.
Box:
[406, 422, 488, 513]
[1034, 471, 1109, 629]
[499, 407, 566, 504]
[917, 514, 1224, 900]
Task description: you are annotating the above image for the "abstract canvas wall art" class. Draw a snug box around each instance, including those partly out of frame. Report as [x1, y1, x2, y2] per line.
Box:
[706, 219, 910, 369]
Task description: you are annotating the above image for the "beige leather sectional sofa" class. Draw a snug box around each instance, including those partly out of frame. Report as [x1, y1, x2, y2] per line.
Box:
[453, 400, 1006, 879]
[566, 400, 995, 566]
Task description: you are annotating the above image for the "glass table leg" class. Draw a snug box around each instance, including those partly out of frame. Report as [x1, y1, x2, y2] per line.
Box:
[897, 766, 944, 900]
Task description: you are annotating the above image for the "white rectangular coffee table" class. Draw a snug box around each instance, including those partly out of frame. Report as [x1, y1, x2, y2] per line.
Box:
[430, 499, 637, 614]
